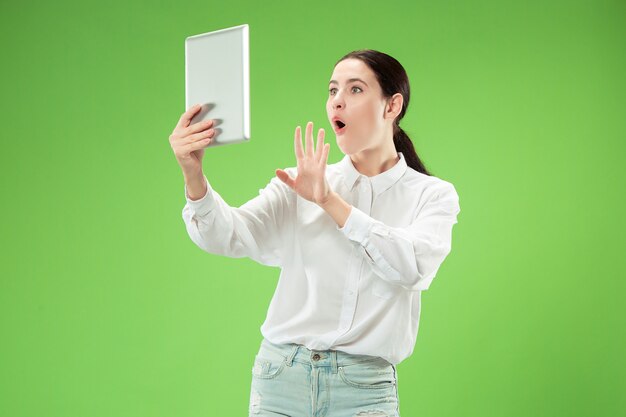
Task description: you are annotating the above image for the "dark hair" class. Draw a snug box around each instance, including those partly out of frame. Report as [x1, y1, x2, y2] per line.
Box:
[335, 49, 431, 176]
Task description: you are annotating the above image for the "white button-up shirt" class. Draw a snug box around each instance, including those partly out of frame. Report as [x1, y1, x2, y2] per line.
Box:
[182, 151, 460, 365]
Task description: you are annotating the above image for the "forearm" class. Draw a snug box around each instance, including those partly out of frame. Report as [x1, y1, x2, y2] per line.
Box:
[184, 169, 208, 201]
[326, 184, 460, 291]
[319, 191, 352, 228]
[182, 174, 289, 267]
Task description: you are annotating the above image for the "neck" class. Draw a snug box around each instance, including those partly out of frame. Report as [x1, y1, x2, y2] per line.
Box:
[350, 145, 399, 177]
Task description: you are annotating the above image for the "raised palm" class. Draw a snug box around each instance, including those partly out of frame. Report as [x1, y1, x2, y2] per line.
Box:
[276, 121, 331, 205]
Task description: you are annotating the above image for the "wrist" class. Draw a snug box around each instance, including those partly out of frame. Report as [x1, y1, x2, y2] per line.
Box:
[318, 191, 337, 209]
[318, 191, 352, 229]
[184, 169, 207, 201]
[183, 167, 204, 182]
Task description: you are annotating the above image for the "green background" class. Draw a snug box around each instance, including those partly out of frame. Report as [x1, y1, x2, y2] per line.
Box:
[1, 0, 624, 415]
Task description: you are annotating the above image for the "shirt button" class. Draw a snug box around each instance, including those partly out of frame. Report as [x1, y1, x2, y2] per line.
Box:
[312, 353, 321, 361]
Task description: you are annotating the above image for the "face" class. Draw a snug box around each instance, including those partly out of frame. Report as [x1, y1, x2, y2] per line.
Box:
[326, 58, 392, 156]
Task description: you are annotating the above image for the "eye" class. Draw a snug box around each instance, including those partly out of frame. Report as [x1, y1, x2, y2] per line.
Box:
[328, 86, 363, 95]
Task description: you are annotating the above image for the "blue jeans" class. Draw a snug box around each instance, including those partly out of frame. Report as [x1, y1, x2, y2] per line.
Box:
[249, 338, 401, 417]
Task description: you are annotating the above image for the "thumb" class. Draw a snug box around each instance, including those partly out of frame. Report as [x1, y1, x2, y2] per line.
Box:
[275, 169, 295, 189]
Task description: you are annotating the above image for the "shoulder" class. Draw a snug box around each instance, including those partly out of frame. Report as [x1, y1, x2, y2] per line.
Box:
[401, 166, 458, 198]
[399, 169, 460, 219]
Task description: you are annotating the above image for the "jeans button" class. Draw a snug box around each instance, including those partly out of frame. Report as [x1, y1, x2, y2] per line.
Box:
[312, 353, 321, 361]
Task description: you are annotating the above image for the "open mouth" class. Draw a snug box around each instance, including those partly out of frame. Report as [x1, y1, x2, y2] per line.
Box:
[334, 120, 347, 134]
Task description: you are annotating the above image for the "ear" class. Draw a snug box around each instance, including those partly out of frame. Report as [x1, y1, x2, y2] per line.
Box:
[384, 93, 403, 121]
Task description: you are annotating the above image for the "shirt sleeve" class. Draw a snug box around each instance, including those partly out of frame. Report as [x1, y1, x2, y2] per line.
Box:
[337, 182, 460, 291]
[182, 170, 295, 267]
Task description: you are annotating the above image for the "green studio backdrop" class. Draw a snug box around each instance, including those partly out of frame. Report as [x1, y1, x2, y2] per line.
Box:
[1, 0, 624, 416]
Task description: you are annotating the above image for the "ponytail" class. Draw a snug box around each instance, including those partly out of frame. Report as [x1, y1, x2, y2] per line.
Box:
[393, 122, 431, 176]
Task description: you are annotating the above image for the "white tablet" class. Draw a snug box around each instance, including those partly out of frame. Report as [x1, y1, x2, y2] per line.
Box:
[185, 24, 250, 147]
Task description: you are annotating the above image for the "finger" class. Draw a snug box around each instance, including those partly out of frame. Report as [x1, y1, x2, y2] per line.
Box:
[305, 121, 313, 158]
[315, 128, 325, 161]
[320, 143, 330, 166]
[182, 118, 214, 137]
[294, 126, 304, 160]
[185, 128, 215, 144]
[175, 103, 202, 130]
[182, 135, 212, 154]
[276, 169, 295, 190]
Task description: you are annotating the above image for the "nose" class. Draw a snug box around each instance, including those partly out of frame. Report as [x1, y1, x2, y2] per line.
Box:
[331, 93, 344, 110]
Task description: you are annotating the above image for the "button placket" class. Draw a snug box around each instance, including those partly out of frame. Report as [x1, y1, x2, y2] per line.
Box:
[356, 178, 372, 215]
[333, 178, 371, 344]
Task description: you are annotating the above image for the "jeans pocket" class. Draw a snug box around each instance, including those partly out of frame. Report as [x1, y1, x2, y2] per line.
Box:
[251, 354, 287, 380]
[338, 361, 396, 389]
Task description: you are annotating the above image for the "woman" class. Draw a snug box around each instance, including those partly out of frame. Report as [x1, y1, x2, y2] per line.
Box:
[170, 49, 460, 417]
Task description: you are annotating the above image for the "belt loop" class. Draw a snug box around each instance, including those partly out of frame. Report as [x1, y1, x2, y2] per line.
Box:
[331, 350, 338, 374]
[285, 344, 299, 367]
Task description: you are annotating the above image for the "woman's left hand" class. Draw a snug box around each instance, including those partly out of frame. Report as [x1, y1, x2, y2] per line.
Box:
[276, 121, 332, 205]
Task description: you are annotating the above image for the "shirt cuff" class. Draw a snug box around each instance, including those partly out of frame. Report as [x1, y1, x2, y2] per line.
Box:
[184, 175, 216, 217]
[336, 206, 375, 245]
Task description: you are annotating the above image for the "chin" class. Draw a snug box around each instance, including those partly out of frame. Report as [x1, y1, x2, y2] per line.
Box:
[335, 138, 351, 155]
[336, 137, 362, 156]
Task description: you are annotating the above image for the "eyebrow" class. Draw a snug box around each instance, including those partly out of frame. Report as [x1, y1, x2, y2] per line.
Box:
[329, 78, 369, 87]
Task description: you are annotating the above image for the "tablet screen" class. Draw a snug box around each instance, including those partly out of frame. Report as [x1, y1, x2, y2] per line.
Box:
[185, 24, 250, 146]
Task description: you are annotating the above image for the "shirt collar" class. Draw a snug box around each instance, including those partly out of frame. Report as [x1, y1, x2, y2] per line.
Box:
[338, 151, 408, 197]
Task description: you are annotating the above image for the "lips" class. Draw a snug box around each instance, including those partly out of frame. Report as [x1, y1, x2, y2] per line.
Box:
[332, 117, 347, 135]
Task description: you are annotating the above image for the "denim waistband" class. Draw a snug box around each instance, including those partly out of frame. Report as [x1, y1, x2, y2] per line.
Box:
[259, 338, 392, 374]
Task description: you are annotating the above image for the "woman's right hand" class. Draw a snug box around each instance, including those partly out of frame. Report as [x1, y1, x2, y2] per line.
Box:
[169, 104, 216, 175]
